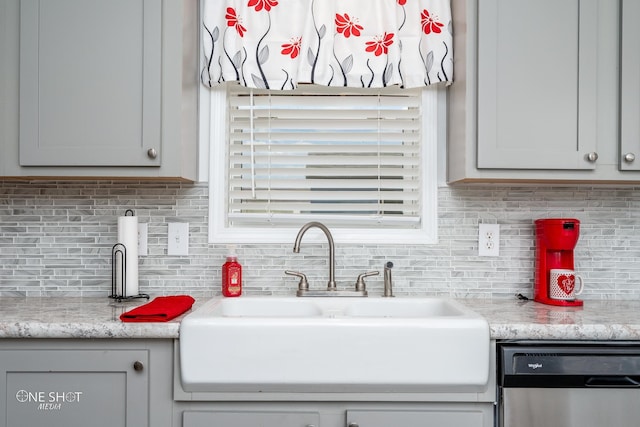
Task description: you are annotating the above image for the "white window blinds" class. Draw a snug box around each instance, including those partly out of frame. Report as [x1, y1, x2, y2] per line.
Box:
[226, 86, 424, 229]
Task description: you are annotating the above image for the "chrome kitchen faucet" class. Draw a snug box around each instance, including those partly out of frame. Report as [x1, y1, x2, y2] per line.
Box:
[286, 221, 378, 297]
[293, 221, 336, 291]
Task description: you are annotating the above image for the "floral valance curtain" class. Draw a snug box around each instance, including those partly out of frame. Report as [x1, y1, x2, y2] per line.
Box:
[201, 0, 453, 90]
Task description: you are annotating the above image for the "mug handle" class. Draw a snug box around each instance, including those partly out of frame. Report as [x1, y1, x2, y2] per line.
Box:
[574, 275, 584, 296]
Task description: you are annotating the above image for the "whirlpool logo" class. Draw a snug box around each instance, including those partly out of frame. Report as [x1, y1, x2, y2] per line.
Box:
[527, 363, 543, 370]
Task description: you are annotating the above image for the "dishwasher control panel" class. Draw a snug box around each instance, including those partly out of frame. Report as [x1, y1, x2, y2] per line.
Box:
[500, 341, 640, 387]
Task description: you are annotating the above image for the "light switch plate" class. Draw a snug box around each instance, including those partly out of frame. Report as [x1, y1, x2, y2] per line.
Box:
[168, 222, 189, 256]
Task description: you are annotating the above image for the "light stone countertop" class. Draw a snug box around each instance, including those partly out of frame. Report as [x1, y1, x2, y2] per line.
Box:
[1, 296, 640, 341]
[0, 297, 191, 339]
[460, 298, 640, 341]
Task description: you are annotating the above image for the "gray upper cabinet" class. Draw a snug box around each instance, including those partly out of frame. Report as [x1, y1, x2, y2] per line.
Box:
[448, 0, 622, 183]
[20, 0, 162, 168]
[620, 0, 640, 171]
[476, 0, 597, 170]
[0, 0, 197, 180]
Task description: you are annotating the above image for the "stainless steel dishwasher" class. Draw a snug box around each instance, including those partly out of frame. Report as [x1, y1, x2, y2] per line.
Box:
[498, 341, 640, 427]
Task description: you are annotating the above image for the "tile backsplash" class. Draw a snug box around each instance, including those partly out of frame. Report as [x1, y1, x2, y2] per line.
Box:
[1, 181, 639, 300]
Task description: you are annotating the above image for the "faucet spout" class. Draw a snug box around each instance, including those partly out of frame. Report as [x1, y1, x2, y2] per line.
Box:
[293, 221, 336, 291]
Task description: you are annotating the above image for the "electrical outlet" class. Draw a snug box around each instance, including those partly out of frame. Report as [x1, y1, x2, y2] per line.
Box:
[478, 223, 500, 257]
[168, 222, 189, 256]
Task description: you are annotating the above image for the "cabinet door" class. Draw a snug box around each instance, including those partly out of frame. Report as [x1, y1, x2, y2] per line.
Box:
[0, 349, 148, 427]
[346, 408, 488, 427]
[19, 0, 162, 167]
[183, 410, 320, 427]
[620, 0, 640, 171]
[476, 0, 598, 170]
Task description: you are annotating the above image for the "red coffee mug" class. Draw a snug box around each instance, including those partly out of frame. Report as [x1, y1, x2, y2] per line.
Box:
[549, 269, 584, 300]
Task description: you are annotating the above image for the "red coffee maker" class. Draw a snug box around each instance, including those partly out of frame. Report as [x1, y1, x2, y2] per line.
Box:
[534, 218, 583, 306]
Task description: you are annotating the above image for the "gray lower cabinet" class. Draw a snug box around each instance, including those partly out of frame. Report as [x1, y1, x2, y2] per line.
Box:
[0, 0, 197, 180]
[448, 0, 624, 183]
[0, 339, 173, 427]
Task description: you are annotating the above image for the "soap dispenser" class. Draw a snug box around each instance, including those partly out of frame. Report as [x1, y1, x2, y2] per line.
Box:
[222, 245, 242, 297]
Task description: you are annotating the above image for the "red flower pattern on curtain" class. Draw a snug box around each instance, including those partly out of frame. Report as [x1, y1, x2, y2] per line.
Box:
[225, 8, 246, 37]
[281, 37, 302, 59]
[421, 9, 444, 34]
[247, 0, 278, 12]
[365, 32, 395, 56]
[202, 0, 453, 89]
[335, 13, 364, 38]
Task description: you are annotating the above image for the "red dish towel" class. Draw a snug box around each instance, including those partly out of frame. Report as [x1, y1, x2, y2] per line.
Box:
[120, 295, 195, 322]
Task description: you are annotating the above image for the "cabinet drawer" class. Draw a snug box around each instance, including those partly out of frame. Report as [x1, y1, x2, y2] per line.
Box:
[183, 410, 320, 427]
[347, 408, 487, 427]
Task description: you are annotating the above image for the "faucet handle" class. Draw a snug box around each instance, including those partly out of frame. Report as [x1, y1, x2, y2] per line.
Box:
[355, 271, 379, 292]
[285, 270, 309, 292]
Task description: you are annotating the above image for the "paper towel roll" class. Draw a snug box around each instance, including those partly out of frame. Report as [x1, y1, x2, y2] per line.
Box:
[117, 214, 139, 296]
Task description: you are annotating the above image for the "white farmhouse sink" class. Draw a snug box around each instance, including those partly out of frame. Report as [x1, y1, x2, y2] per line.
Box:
[179, 297, 490, 393]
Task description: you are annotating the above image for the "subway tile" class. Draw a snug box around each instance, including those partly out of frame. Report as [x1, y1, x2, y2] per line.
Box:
[1, 182, 640, 299]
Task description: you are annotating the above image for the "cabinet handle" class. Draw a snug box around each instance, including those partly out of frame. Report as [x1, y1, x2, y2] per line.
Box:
[133, 361, 144, 371]
[586, 152, 599, 163]
[347, 423, 359, 427]
[147, 148, 158, 159]
[624, 153, 636, 163]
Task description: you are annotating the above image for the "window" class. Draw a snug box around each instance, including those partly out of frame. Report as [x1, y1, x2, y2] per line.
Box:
[206, 85, 441, 245]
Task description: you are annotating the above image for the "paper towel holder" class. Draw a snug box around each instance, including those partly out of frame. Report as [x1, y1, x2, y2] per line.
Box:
[110, 243, 149, 301]
[110, 210, 149, 302]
